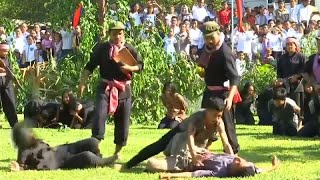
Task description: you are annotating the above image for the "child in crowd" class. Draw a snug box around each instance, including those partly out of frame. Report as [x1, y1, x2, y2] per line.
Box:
[163, 28, 177, 64]
[21, 35, 36, 67]
[54, 33, 62, 61]
[158, 82, 187, 129]
[41, 30, 53, 61]
[235, 51, 246, 77]
[189, 45, 198, 62]
[262, 48, 276, 67]
[268, 87, 300, 136]
[236, 82, 256, 125]
[35, 40, 44, 64]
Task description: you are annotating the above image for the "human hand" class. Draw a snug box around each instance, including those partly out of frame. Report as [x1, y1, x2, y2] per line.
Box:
[120, 63, 135, 73]
[224, 97, 233, 111]
[192, 154, 204, 166]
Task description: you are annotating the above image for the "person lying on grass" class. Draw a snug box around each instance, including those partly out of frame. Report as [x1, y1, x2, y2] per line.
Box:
[9, 123, 117, 171]
[156, 154, 280, 179]
[123, 97, 234, 169]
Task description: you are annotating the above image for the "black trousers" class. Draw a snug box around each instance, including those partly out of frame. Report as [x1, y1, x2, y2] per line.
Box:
[201, 90, 240, 154]
[125, 125, 183, 168]
[298, 118, 320, 137]
[0, 83, 18, 128]
[273, 121, 297, 136]
[158, 116, 180, 129]
[289, 92, 304, 119]
[56, 138, 108, 169]
[92, 86, 131, 146]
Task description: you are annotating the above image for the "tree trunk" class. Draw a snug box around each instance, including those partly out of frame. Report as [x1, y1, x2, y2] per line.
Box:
[97, 0, 106, 38]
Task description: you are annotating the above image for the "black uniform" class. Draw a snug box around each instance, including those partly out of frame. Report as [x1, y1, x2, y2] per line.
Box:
[0, 57, 18, 128]
[84, 42, 143, 145]
[257, 87, 273, 125]
[198, 43, 240, 154]
[277, 52, 306, 118]
[24, 100, 60, 128]
[298, 95, 320, 137]
[17, 138, 112, 170]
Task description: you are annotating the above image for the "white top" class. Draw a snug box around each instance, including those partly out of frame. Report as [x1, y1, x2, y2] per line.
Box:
[172, 26, 180, 35]
[236, 59, 246, 76]
[60, 29, 74, 50]
[267, 34, 284, 52]
[189, 28, 202, 46]
[235, 31, 255, 54]
[192, 5, 208, 22]
[288, 5, 299, 23]
[54, 41, 62, 54]
[129, 12, 142, 25]
[297, 4, 313, 23]
[14, 37, 27, 54]
[23, 44, 36, 62]
[163, 36, 177, 53]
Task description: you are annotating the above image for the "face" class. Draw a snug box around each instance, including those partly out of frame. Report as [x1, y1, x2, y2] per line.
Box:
[63, 93, 70, 104]
[170, 6, 175, 14]
[20, 23, 28, 32]
[109, 29, 125, 45]
[27, 37, 33, 44]
[248, 86, 254, 95]
[284, 22, 291, 29]
[290, 0, 296, 6]
[302, 0, 311, 6]
[15, 29, 22, 37]
[34, 25, 40, 32]
[180, 24, 187, 32]
[205, 109, 223, 125]
[273, 99, 285, 108]
[223, 2, 228, 9]
[207, 5, 213, 11]
[286, 42, 296, 53]
[0, 27, 4, 34]
[0, 49, 8, 58]
[198, 0, 205, 7]
[30, 30, 36, 37]
[171, 18, 178, 26]
[239, 53, 245, 60]
[263, 26, 269, 34]
[191, 21, 198, 28]
[36, 43, 41, 49]
[184, 21, 190, 29]
[204, 32, 220, 49]
[75, 26, 81, 33]
[111, 3, 117, 10]
[305, 85, 313, 93]
[134, 4, 140, 11]
[269, 21, 275, 28]
[55, 34, 61, 41]
[279, 2, 285, 8]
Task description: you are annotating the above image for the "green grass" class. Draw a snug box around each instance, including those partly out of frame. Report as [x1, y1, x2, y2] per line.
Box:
[0, 116, 320, 180]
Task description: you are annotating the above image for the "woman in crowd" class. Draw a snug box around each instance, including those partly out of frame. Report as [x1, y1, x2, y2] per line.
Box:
[158, 82, 187, 129]
[235, 82, 256, 125]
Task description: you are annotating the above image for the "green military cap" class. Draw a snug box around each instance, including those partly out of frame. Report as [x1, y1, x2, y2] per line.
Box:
[202, 21, 220, 38]
[109, 21, 125, 30]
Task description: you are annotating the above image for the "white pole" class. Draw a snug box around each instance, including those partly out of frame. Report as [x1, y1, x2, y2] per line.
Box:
[231, 0, 234, 52]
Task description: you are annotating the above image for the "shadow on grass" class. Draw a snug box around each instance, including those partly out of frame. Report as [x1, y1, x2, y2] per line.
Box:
[240, 144, 320, 163]
[0, 158, 12, 163]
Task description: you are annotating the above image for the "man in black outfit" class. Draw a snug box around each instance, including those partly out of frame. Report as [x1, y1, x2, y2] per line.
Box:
[123, 23, 239, 168]
[79, 21, 143, 158]
[10, 123, 117, 171]
[0, 42, 18, 128]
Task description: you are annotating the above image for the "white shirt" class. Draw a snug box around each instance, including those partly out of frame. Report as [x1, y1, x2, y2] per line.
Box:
[189, 28, 202, 47]
[23, 44, 36, 62]
[192, 6, 208, 22]
[172, 26, 180, 35]
[297, 4, 313, 23]
[129, 12, 142, 25]
[163, 36, 177, 53]
[13, 36, 27, 54]
[60, 29, 73, 50]
[268, 34, 284, 52]
[236, 31, 255, 54]
[288, 5, 299, 22]
[236, 59, 246, 76]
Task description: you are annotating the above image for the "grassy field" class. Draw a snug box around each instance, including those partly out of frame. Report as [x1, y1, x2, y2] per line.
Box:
[0, 116, 319, 180]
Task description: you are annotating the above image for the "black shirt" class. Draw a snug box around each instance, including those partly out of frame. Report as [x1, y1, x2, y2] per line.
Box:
[198, 43, 240, 87]
[84, 42, 143, 99]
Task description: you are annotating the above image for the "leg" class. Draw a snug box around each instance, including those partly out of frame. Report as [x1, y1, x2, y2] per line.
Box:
[113, 97, 131, 156]
[158, 116, 171, 129]
[125, 125, 183, 169]
[222, 107, 240, 154]
[1, 86, 18, 128]
[284, 123, 298, 136]
[61, 151, 117, 169]
[298, 120, 318, 137]
[92, 91, 109, 140]
[61, 137, 101, 156]
[146, 156, 181, 172]
[272, 121, 282, 135]
[168, 120, 180, 129]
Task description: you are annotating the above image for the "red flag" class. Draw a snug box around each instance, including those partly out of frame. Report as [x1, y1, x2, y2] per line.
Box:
[236, 0, 244, 32]
[73, 3, 83, 28]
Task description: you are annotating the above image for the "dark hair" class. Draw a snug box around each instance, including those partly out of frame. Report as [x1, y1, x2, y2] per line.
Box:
[241, 82, 255, 98]
[12, 123, 40, 150]
[268, 19, 275, 24]
[163, 82, 177, 94]
[206, 97, 225, 111]
[273, 87, 287, 100]
[231, 165, 257, 177]
[61, 89, 77, 111]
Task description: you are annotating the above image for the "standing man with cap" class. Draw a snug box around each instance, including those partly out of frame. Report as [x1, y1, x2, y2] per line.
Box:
[196, 21, 240, 154]
[0, 42, 18, 128]
[79, 21, 143, 158]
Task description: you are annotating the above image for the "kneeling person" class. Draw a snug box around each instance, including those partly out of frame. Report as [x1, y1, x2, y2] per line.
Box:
[268, 88, 300, 136]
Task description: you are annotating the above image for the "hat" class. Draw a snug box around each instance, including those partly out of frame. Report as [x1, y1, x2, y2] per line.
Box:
[109, 21, 125, 30]
[202, 21, 220, 37]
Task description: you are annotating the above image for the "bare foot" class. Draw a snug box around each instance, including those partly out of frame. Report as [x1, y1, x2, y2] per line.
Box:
[102, 155, 118, 166]
[272, 155, 280, 167]
[159, 173, 170, 180]
[113, 164, 123, 171]
[9, 161, 20, 172]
